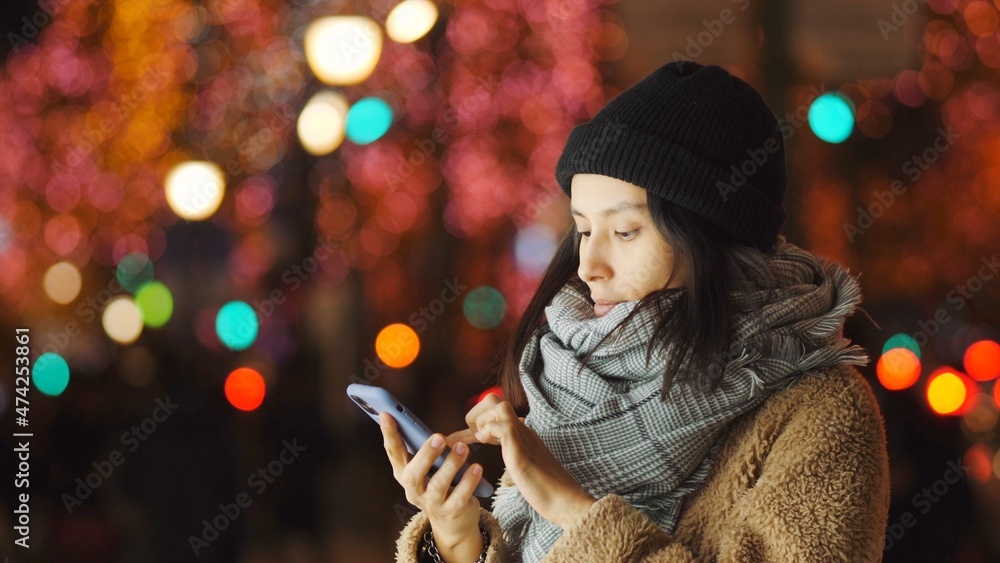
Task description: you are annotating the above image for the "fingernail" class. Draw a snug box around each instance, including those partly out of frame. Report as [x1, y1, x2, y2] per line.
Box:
[472, 465, 482, 476]
[431, 435, 444, 448]
[455, 442, 467, 455]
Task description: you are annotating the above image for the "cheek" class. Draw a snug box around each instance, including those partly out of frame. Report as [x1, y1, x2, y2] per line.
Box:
[621, 246, 673, 295]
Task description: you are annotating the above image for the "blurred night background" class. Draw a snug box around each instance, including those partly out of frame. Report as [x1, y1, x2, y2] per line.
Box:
[0, 0, 998, 561]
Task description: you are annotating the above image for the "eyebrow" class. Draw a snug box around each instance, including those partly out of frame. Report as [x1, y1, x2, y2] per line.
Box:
[570, 200, 646, 218]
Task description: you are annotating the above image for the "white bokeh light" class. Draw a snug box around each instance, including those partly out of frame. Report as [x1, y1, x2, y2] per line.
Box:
[386, 0, 439, 44]
[43, 261, 83, 304]
[102, 296, 144, 345]
[297, 90, 349, 156]
[305, 16, 383, 85]
[164, 161, 226, 221]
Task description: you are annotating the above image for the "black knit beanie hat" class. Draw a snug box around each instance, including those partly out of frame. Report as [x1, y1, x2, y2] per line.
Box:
[555, 60, 787, 253]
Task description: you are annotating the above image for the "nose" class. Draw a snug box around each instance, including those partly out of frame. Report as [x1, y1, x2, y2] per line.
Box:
[578, 233, 611, 282]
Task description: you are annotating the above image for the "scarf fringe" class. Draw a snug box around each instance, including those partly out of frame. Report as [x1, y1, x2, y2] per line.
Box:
[805, 261, 865, 341]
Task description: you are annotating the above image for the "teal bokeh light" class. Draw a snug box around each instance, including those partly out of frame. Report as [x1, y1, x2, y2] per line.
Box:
[883, 333, 921, 359]
[808, 92, 855, 144]
[116, 252, 154, 293]
[463, 286, 507, 330]
[345, 97, 393, 145]
[33, 353, 70, 396]
[215, 301, 259, 351]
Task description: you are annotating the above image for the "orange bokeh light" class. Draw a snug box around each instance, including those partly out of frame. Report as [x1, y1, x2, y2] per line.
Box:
[225, 368, 266, 411]
[963, 443, 994, 484]
[964, 1, 999, 37]
[877, 348, 922, 390]
[375, 323, 420, 369]
[964, 340, 1000, 382]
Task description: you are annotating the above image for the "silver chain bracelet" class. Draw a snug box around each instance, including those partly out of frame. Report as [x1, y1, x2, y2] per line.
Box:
[422, 524, 489, 563]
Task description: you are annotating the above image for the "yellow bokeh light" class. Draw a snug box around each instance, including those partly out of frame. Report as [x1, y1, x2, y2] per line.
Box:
[927, 371, 967, 415]
[102, 296, 144, 345]
[386, 0, 439, 44]
[43, 261, 82, 304]
[297, 90, 349, 156]
[375, 323, 420, 368]
[164, 161, 226, 220]
[304, 16, 383, 85]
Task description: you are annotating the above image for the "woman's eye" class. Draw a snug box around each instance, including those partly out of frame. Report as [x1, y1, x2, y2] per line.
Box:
[617, 230, 637, 240]
[578, 231, 590, 238]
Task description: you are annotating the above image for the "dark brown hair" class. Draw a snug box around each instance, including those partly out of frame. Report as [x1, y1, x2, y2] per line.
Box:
[490, 189, 780, 414]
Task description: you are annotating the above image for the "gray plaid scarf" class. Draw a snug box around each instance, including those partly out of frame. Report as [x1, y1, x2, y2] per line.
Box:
[490, 237, 871, 562]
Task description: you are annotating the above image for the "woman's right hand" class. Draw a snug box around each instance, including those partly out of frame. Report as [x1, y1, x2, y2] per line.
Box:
[379, 411, 484, 543]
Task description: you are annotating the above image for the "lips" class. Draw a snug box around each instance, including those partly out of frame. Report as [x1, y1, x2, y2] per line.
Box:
[593, 300, 622, 318]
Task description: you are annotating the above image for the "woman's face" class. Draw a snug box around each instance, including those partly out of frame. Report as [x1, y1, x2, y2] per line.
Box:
[570, 173, 684, 318]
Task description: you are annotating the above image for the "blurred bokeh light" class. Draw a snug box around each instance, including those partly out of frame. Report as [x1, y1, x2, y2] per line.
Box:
[297, 90, 349, 156]
[164, 161, 226, 221]
[225, 367, 266, 411]
[32, 352, 70, 397]
[304, 16, 383, 86]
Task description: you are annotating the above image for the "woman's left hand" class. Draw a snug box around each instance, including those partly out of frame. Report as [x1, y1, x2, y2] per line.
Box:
[446, 393, 596, 531]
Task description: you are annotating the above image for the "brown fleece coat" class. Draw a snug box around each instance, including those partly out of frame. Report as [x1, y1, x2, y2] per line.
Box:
[395, 364, 890, 562]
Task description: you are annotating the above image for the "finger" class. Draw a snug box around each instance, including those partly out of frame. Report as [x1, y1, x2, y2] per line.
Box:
[446, 428, 478, 446]
[474, 418, 506, 446]
[464, 392, 503, 430]
[379, 413, 410, 474]
[444, 462, 484, 511]
[399, 432, 448, 493]
[474, 404, 517, 445]
[424, 441, 471, 502]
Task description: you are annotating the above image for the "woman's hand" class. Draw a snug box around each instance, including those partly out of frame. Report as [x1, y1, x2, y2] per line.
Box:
[380, 412, 483, 546]
[447, 393, 597, 531]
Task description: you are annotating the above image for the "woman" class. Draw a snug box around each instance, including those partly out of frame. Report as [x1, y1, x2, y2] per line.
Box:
[382, 60, 891, 562]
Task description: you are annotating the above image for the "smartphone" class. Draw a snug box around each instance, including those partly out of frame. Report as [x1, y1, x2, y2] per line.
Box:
[347, 383, 494, 498]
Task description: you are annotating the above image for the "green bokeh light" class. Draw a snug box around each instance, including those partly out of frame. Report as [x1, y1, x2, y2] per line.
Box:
[882, 333, 921, 359]
[33, 353, 70, 396]
[345, 97, 393, 145]
[463, 286, 506, 330]
[216, 301, 259, 351]
[135, 281, 174, 328]
[116, 252, 154, 293]
[808, 92, 855, 144]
